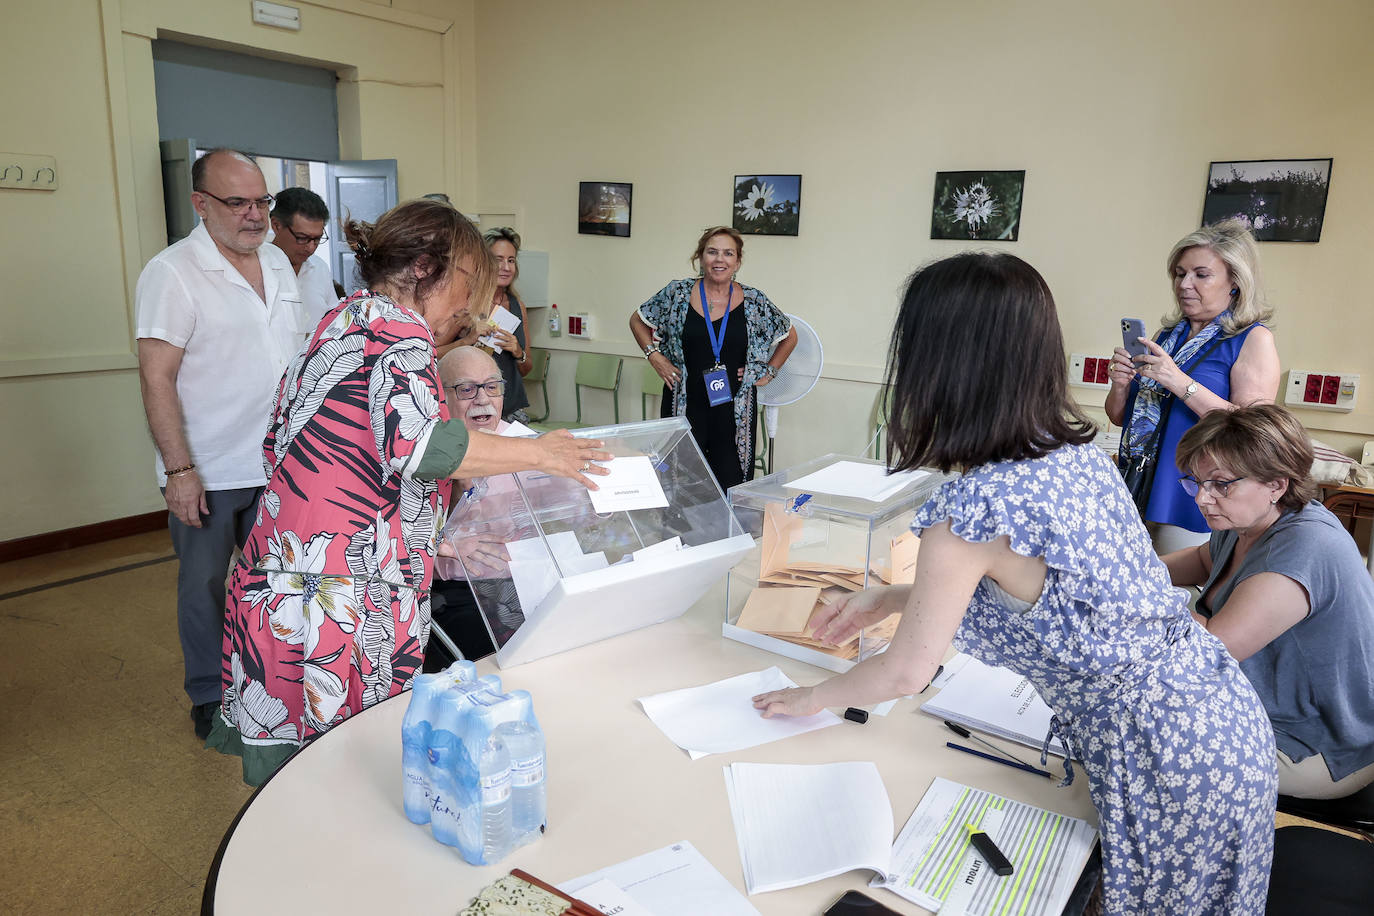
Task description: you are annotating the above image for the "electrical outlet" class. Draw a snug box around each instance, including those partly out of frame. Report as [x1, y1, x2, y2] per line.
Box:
[567, 313, 593, 339]
[1284, 370, 1359, 411]
[1068, 353, 1112, 390]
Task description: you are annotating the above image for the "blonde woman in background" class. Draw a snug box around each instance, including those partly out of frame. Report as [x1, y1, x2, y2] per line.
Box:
[1106, 220, 1280, 553]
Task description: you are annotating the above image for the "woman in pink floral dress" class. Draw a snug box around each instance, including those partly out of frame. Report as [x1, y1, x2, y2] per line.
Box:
[207, 200, 607, 785]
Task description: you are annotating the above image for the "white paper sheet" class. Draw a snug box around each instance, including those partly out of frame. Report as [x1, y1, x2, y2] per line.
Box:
[499, 419, 537, 437]
[505, 531, 610, 615]
[637, 667, 840, 759]
[724, 761, 894, 894]
[477, 304, 521, 351]
[783, 460, 930, 503]
[569, 878, 656, 915]
[561, 840, 760, 916]
[587, 455, 670, 514]
[631, 536, 682, 562]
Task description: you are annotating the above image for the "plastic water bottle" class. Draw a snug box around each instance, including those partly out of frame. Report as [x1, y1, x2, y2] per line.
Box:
[495, 720, 546, 842]
[479, 733, 513, 863]
[401, 672, 447, 824]
[426, 690, 469, 848]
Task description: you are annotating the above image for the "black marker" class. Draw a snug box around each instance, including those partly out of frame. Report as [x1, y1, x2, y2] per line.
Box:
[966, 823, 1014, 876]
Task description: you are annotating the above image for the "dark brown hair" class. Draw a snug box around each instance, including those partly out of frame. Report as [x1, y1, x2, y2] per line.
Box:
[1175, 403, 1317, 512]
[690, 226, 744, 274]
[343, 199, 494, 308]
[884, 252, 1096, 473]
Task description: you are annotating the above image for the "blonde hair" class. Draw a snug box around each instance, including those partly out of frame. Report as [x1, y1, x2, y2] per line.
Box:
[1163, 219, 1272, 335]
[483, 226, 521, 302]
[1175, 403, 1317, 512]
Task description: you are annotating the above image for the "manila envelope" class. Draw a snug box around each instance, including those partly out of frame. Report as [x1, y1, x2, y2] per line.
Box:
[760, 502, 804, 579]
[888, 531, 920, 585]
[736, 585, 821, 635]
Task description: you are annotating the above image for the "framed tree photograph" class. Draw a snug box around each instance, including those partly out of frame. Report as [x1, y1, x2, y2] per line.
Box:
[732, 174, 802, 236]
[1201, 159, 1333, 242]
[930, 170, 1026, 241]
[578, 181, 633, 237]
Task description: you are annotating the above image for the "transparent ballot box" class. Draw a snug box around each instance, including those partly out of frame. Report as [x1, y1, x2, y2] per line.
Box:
[438, 417, 753, 668]
[725, 455, 951, 673]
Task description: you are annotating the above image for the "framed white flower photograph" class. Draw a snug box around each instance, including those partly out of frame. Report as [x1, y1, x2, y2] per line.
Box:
[930, 170, 1026, 241]
[733, 174, 801, 236]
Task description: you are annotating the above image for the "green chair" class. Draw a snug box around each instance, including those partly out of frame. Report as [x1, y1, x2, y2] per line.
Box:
[523, 348, 550, 423]
[641, 360, 667, 420]
[531, 353, 622, 431]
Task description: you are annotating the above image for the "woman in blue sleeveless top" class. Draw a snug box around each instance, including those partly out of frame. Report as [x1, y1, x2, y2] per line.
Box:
[755, 252, 1276, 913]
[1105, 220, 1280, 553]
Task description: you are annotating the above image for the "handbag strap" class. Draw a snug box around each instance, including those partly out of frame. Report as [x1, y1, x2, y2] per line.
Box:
[1121, 327, 1237, 462]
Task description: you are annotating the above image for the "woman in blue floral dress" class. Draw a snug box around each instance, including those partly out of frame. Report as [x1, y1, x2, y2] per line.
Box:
[755, 252, 1276, 913]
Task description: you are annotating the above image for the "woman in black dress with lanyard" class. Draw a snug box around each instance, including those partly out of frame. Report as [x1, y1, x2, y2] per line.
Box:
[630, 226, 797, 490]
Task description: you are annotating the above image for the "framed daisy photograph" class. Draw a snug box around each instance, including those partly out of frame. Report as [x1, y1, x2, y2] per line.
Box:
[930, 170, 1026, 241]
[732, 174, 801, 236]
[578, 181, 633, 237]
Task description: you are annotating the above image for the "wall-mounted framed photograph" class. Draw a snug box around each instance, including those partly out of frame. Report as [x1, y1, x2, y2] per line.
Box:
[578, 181, 632, 237]
[1201, 158, 1333, 242]
[732, 174, 801, 236]
[930, 170, 1026, 241]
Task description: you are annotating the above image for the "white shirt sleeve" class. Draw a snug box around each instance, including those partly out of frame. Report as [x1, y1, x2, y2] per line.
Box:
[134, 258, 197, 348]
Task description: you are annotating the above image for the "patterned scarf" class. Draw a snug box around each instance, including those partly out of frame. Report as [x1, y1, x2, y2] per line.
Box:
[1120, 312, 1229, 460]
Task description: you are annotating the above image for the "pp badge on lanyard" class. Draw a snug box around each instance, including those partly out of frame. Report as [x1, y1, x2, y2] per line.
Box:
[700, 281, 734, 407]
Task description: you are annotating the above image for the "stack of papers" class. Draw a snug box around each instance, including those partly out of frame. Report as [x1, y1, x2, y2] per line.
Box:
[477, 304, 521, 352]
[637, 667, 840, 759]
[873, 777, 1097, 915]
[919, 655, 1066, 757]
[561, 841, 760, 916]
[783, 460, 930, 503]
[724, 761, 894, 894]
[732, 504, 917, 659]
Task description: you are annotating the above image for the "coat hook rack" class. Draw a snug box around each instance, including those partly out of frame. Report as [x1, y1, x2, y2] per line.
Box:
[1, 154, 58, 191]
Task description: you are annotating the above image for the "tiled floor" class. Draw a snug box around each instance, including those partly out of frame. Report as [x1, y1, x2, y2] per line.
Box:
[0, 531, 1360, 914]
[0, 531, 253, 915]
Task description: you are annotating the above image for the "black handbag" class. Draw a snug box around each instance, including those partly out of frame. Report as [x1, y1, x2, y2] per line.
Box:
[1119, 396, 1174, 513]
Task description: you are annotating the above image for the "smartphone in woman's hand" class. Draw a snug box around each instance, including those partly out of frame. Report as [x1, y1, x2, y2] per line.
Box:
[1120, 318, 1149, 360]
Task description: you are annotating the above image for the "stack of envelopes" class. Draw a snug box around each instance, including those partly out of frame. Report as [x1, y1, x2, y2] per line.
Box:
[735, 503, 918, 659]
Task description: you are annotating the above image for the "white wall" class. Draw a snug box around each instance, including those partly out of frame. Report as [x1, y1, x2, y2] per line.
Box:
[472, 0, 1374, 470]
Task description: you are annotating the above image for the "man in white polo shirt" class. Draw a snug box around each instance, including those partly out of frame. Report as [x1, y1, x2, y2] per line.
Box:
[269, 186, 338, 333]
[135, 148, 303, 740]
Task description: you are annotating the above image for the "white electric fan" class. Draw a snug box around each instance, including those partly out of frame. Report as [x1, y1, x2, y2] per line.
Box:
[758, 314, 823, 473]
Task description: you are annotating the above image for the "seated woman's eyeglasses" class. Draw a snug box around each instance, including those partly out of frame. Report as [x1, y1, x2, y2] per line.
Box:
[1179, 475, 1246, 498]
[447, 380, 505, 400]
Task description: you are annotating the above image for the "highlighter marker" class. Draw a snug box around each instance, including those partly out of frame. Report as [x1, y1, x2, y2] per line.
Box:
[966, 823, 1014, 876]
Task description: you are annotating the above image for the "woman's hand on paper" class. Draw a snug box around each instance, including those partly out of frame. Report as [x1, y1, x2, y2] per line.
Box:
[752, 685, 821, 718]
[810, 586, 905, 645]
[534, 430, 612, 489]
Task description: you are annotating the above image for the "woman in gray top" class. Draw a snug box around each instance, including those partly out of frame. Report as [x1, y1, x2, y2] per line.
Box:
[1165, 403, 1374, 798]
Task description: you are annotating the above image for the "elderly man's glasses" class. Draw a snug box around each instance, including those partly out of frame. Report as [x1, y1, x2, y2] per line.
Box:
[1179, 475, 1246, 498]
[199, 190, 275, 215]
[447, 380, 505, 400]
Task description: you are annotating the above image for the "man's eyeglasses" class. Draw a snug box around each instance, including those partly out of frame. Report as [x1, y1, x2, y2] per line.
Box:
[285, 227, 328, 245]
[1179, 475, 1246, 498]
[446, 380, 505, 400]
[199, 190, 275, 215]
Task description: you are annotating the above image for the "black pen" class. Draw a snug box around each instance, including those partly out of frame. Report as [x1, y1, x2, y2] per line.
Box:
[943, 720, 1039, 770]
[945, 741, 1054, 779]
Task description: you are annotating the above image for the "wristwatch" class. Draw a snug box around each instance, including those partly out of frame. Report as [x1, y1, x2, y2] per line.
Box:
[763, 364, 779, 379]
[643, 344, 660, 357]
[1182, 380, 1199, 401]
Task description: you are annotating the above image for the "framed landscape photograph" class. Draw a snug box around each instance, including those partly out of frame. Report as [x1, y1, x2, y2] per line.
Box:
[930, 170, 1026, 241]
[1202, 158, 1332, 242]
[578, 181, 633, 237]
[732, 174, 801, 236]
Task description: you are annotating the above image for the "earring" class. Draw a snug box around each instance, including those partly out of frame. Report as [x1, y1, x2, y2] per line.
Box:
[1270, 497, 1277, 505]
[1231, 288, 1239, 296]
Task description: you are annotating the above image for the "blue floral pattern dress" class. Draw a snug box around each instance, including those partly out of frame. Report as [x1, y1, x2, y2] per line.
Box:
[913, 442, 1276, 914]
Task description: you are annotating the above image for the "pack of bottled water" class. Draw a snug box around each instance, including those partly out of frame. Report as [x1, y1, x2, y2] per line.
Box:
[400, 660, 547, 865]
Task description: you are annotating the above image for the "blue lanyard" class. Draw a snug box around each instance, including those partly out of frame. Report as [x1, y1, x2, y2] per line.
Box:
[698, 281, 734, 366]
